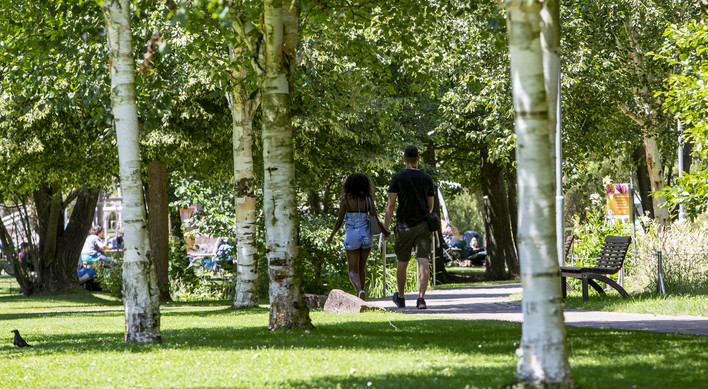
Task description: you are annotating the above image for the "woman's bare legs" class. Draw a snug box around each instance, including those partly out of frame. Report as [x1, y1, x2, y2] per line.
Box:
[358, 247, 371, 299]
[346, 249, 363, 295]
[346, 247, 372, 300]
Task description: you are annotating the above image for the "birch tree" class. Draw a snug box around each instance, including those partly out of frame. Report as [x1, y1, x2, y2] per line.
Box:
[101, 0, 161, 343]
[227, 45, 261, 308]
[504, 0, 573, 385]
[260, 0, 311, 329]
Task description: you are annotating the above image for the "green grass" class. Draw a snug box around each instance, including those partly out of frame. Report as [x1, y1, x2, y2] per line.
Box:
[563, 292, 708, 317]
[1, 301, 707, 388]
[502, 290, 708, 317]
[0, 274, 19, 295]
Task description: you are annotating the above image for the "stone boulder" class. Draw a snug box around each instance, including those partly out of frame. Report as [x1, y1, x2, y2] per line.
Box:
[323, 289, 384, 313]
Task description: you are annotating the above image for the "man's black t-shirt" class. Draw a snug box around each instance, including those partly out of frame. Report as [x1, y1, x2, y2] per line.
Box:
[388, 168, 435, 229]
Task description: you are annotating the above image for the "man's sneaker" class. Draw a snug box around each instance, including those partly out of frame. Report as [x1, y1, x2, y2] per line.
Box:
[392, 292, 405, 308]
[416, 298, 427, 310]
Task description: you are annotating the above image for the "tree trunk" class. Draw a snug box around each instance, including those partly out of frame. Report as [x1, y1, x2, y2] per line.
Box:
[644, 135, 671, 227]
[506, 169, 519, 244]
[147, 160, 172, 302]
[480, 151, 517, 279]
[167, 180, 184, 242]
[32, 185, 100, 294]
[229, 55, 260, 308]
[102, 0, 161, 343]
[682, 140, 693, 174]
[631, 145, 654, 219]
[506, 0, 574, 385]
[262, 0, 311, 330]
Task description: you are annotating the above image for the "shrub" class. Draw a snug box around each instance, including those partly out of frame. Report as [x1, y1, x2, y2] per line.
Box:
[631, 221, 708, 295]
[95, 254, 123, 298]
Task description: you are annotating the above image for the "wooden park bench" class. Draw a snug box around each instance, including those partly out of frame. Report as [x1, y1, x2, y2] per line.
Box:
[561, 235, 631, 302]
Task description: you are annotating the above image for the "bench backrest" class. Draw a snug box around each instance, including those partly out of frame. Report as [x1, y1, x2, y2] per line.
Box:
[596, 235, 632, 270]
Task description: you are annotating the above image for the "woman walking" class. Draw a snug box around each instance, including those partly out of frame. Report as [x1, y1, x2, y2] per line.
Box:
[327, 173, 389, 300]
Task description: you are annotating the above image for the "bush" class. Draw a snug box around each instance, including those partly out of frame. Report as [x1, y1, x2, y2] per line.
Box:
[298, 212, 350, 295]
[95, 254, 123, 298]
[631, 221, 708, 296]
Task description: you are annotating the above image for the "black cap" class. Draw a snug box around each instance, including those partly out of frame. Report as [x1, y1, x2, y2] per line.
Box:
[404, 145, 419, 158]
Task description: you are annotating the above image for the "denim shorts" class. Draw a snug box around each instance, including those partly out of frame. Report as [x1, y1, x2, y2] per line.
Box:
[394, 222, 431, 262]
[343, 224, 373, 250]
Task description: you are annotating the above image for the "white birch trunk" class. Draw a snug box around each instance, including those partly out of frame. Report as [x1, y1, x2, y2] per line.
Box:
[505, 0, 573, 385]
[262, 0, 311, 330]
[228, 45, 260, 308]
[101, 0, 161, 343]
[643, 135, 671, 226]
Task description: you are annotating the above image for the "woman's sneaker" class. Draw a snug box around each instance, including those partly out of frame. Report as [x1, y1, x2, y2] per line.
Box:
[416, 298, 427, 309]
[392, 292, 405, 308]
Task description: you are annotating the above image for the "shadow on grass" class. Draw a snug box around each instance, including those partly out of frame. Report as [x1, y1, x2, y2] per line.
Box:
[281, 366, 518, 389]
[2, 308, 707, 388]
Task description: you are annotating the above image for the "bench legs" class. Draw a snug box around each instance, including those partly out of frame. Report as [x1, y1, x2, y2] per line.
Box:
[562, 273, 629, 302]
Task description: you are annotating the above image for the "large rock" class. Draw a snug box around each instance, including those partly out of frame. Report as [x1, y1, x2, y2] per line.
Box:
[305, 293, 328, 309]
[323, 289, 384, 313]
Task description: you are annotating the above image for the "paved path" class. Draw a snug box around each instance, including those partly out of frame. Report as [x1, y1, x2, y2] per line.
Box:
[372, 283, 708, 336]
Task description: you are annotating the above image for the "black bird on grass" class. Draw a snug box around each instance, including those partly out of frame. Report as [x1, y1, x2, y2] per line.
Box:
[11, 329, 32, 348]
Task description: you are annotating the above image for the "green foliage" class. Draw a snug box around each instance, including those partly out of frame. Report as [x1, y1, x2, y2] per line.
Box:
[94, 259, 123, 298]
[365, 250, 419, 299]
[653, 19, 708, 219]
[569, 196, 632, 268]
[445, 189, 484, 235]
[298, 212, 350, 295]
[170, 174, 240, 239]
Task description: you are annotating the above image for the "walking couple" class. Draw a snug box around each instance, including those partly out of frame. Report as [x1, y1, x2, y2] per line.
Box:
[327, 145, 435, 309]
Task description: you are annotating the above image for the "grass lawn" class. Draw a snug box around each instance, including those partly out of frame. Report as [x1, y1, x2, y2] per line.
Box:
[562, 292, 708, 317]
[0, 274, 19, 295]
[2, 297, 707, 388]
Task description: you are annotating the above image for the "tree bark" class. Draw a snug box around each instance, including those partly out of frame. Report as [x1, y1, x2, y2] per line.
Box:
[480, 151, 518, 279]
[631, 145, 654, 219]
[147, 160, 172, 302]
[262, 0, 311, 330]
[32, 185, 100, 294]
[506, 169, 519, 246]
[506, 0, 573, 385]
[167, 181, 184, 242]
[644, 135, 671, 226]
[102, 0, 161, 343]
[229, 53, 260, 308]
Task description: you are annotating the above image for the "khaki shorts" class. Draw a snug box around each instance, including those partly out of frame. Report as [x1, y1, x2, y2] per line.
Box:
[394, 222, 431, 262]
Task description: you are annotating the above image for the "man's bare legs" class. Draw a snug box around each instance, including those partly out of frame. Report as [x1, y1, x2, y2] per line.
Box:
[396, 260, 408, 297]
[416, 257, 429, 299]
[396, 257, 430, 304]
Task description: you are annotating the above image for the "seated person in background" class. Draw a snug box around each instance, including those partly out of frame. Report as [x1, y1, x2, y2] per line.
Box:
[77, 256, 97, 283]
[108, 228, 124, 250]
[18, 242, 35, 272]
[81, 225, 109, 264]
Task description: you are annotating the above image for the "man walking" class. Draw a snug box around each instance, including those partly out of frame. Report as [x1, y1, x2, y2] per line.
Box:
[384, 145, 435, 309]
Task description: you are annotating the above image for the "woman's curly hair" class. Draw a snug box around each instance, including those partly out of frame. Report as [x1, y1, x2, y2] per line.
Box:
[342, 173, 374, 199]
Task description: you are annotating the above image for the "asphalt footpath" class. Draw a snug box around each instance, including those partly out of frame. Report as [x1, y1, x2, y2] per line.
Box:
[372, 283, 708, 336]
